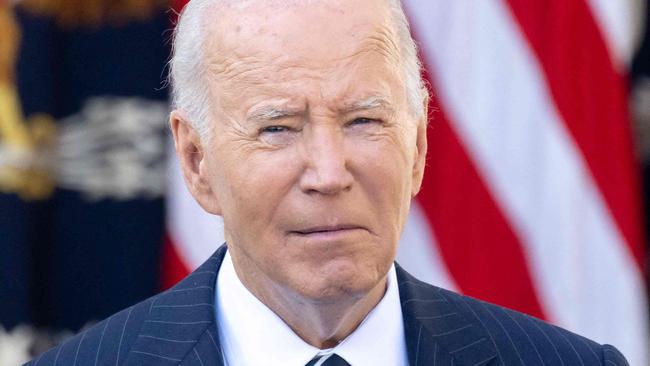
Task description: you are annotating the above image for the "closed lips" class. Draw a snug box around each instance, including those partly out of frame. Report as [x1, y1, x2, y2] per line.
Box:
[292, 225, 364, 234]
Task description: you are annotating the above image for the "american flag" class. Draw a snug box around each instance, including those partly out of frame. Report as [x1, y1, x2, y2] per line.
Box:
[164, 1, 649, 365]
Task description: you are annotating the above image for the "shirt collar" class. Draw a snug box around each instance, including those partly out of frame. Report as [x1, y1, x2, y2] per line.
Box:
[216, 251, 408, 366]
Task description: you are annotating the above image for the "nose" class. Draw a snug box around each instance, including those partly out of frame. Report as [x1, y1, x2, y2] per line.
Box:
[299, 126, 353, 195]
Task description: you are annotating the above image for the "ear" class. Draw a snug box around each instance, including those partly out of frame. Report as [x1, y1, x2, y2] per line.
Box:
[411, 108, 428, 197]
[169, 110, 222, 215]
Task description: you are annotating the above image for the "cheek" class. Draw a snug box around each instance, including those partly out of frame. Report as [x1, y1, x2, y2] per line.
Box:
[214, 147, 300, 225]
[355, 135, 413, 191]
[351, 139, 414, 228]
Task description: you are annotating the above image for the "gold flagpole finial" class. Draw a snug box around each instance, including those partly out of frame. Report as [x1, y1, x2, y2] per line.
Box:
[0, 3, 20, 85]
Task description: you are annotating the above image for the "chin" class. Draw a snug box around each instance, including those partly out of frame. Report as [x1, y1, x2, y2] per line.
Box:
[298, 260, 385, 303]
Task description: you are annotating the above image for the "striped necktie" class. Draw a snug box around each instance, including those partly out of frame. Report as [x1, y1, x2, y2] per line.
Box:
[305, 353, 351, 366]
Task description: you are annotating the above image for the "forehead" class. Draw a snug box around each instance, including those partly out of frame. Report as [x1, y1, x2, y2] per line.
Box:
[208, 0, 396, 50]
[201, 0, 405, 111]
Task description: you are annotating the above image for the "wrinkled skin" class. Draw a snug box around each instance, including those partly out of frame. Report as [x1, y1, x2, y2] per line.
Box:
[171, 0, 427, 348]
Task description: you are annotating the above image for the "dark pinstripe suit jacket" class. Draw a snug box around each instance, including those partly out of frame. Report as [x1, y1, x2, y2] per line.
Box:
[27, 245, 629, 365]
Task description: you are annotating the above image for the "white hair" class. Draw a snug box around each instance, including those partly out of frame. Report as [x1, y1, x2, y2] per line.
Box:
[169, 0, 428, 140]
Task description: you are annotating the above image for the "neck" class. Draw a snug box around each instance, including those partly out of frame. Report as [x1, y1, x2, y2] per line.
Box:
[229, 248, 388, 349]
[270, 277, 388, 349]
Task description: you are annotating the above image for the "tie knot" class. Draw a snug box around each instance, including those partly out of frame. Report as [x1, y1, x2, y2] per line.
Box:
[305, 353, 351, 366]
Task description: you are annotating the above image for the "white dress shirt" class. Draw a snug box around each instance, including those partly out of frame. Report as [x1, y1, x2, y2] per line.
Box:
[215, 251, 409, 366]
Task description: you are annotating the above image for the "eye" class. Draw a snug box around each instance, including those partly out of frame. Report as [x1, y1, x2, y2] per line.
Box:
[260, 125, 290, 134]
[345, 117, 384, 136]
[258, 125, 298, 146]
[347, 117, 384, 129]
[349, 117, 377, 126]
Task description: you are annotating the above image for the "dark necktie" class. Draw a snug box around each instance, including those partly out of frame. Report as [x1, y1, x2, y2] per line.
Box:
[305, 353, 351, 366]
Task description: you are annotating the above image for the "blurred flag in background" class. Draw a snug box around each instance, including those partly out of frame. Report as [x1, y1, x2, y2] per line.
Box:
[402, 2, 648, 365]
[165, 1, 650, 365]
[0, 1, 169, 358]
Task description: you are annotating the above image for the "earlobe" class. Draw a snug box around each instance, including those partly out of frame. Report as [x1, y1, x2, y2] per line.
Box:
[169, 111, 222, 215]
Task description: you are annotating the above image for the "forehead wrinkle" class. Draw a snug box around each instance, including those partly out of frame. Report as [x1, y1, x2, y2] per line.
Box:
[356, 23, 402, 65]
[207, 53, 275, 84]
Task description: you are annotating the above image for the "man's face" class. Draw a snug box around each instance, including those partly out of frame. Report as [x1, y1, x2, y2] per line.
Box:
[179, 0, 427, 303]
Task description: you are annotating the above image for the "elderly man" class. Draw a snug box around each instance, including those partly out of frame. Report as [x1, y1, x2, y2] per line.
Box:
[28, 0, 629, 365]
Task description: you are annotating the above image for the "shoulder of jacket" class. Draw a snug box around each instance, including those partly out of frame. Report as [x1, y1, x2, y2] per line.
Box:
[438, 287, 626, 365]
[25, 296, 157, 366]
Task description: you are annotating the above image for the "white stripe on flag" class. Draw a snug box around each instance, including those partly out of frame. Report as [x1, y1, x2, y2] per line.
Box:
[585, 0, 645, 67]
[397, 201, 459, 292]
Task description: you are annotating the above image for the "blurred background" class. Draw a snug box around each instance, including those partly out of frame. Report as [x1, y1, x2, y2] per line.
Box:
[0, 0, 649, 364]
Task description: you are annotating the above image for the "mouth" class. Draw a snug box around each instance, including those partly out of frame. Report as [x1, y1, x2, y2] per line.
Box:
[290, 224, 366, 236]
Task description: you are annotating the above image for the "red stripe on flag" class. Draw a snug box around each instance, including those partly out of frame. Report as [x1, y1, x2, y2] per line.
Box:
[417, 68, 547, 319]
[504, 0, 645, 269]
[173, 0, 190, 12]
[161, 234, 191, 290]
[171, 0, 190, 23]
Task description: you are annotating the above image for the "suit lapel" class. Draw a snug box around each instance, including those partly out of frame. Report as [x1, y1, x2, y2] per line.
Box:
[122, 248, 497, 365]
[396, 264, 498, 366]
[124, 245, 228, 365]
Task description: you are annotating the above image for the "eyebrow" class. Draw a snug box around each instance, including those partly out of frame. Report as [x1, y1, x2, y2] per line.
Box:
[246, 96, 394, 121]
[247, 105, 302, 121]
[340, 96, 394, 114]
